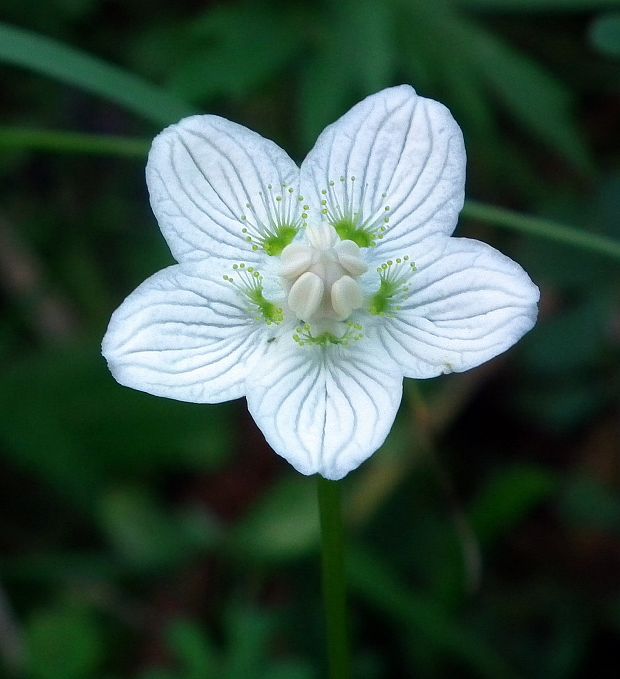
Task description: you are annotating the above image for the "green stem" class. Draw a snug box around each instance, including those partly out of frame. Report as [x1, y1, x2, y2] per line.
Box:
[316, 476, 351, 679]
[463, 199, 620, 261]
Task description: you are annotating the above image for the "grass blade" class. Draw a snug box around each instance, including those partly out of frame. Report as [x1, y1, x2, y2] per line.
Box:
[0, 22, 194, 126]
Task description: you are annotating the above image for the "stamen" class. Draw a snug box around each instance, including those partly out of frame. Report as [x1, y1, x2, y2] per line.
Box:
[331, 275, 363, 320]
[239, 184, 307, 256]
[319, 175, 390, 248]
[223, 263, 283, 325]
[292, 320, 364, 347]
[288, 271, 324, 320]
[369, 256, 416, 317]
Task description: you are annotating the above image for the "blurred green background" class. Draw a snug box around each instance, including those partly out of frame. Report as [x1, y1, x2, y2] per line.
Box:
[1, 0, 620, 677]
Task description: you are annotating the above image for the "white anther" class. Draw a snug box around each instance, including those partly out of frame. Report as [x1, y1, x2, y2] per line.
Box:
[331, 275, 363, 320]
[288, 271, 324, 321]
[280, 243, 315, 279]
[334, 240, 368, 276]
[306, 222, 338, 250]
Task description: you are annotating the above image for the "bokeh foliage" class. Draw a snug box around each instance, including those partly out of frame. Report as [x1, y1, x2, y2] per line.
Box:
[0, 0, 619, 677]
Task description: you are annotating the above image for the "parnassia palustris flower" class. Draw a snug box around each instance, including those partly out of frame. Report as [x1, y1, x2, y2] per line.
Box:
[102, 85, 539, 479]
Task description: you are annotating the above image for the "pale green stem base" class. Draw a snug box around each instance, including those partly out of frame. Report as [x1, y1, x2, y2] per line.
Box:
[317, 476, 351, 679]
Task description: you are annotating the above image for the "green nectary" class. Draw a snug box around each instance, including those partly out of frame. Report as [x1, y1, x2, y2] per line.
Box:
[262, 226, 299, 256]
[369, 278, 398, 316]
[333, 218, 376, 248]
[369, 257, 415, 317]
[224, 264, 283, 325]
[293, 322, 364, 347]
[250, 288, 284, 325]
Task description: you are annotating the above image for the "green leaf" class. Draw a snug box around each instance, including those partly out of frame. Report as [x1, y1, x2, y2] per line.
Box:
[0, 552, 124, 583]
[55, 0, 98, 16]
[515, 377, 608, 431]
[0, 21, 194, 126]
[348, 547, 519, 678]
[299, 0, 395, 148]
[470, 465, 557, 545]
[337, 0, 394, 93]
[167, 619, 219, 679]
[459, 19, 592, 172]
[266, 663, 317, 679]
[0, 344, 237, 505]
[590, 12, 620, 57]
[460, 0, 620, 10]
[223, 607, 274, 679]
[138, 671, 179, 679]
[98, 487, 220, 570]
[167, 3, 304, 102]
[27, 605, 103, 679]
[397, 3, 591, 172]
[519, 296, 611, 375]
[559, 475, 620, 533]
[298, 53, 353, 151]
[230, 477, 319, 562]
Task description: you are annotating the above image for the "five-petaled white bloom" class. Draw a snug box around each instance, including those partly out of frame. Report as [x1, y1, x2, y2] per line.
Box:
[102, 85, 539, 480]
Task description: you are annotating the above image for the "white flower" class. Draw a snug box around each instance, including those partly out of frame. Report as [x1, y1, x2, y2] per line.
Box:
[102, 85, 539, 480]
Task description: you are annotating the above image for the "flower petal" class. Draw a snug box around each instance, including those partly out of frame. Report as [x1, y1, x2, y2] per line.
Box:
[300, 85, 465, 258]
[246, 339, 403, 479]
[147, 115, 300, 263]
[102, 263, 270, 402]
[372, 237, 539, 377]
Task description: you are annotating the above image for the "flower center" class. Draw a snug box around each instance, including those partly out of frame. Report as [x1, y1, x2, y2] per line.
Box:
[279, 223, 368, 324]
